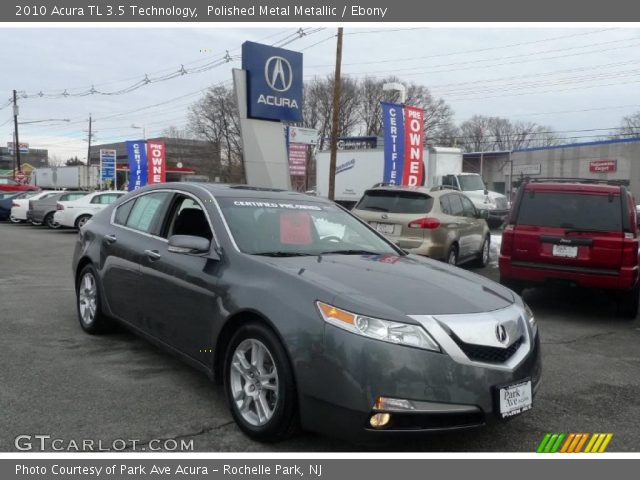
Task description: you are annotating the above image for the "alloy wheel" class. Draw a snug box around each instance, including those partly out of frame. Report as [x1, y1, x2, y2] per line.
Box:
[229, 338, 279, 427]
[482, 239, 490, 265]
[78, 272, 97, 326]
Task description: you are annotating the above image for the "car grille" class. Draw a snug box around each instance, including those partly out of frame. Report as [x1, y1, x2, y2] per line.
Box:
[451, 333, 523, 364]
[495, 197, 508, 210]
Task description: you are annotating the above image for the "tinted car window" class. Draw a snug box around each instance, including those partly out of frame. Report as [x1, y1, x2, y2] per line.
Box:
[164, 195, 213, 240]
[517, 191, 623, 231]
[61, 193, 87, 201]
[460, 195, 476, 218]
[114, 200, 135, 226]
[448, 194, 464, 216]
[356, 190, 434, 214]
[125, 192, 171, 233]
[91, 193, 121, 205]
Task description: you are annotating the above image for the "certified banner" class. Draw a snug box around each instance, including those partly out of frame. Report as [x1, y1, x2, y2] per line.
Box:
[382, 102, 404, 185]
[146, 141, 166, 184]
[126, 140, 148, 191]
[402, 105, 425, 186]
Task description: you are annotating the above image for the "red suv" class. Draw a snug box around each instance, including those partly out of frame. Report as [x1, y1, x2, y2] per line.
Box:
[499, 178, 639, 318]
[0, 178, 39, 192]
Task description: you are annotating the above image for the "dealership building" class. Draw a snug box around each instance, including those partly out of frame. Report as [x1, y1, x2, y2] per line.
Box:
[89, 137, 224, 186]
[463, 137, 640, 198]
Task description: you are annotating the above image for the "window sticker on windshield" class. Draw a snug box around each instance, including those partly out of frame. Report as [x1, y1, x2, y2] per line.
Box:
[280, 212, 312, 245]
[233, 200, 322, 211]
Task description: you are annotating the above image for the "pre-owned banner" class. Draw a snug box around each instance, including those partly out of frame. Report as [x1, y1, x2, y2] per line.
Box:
[402, 105, 425, 186]
[146, 141, 166, 184]
[382, 102, 404, 185]
[127, 140, 148, 191]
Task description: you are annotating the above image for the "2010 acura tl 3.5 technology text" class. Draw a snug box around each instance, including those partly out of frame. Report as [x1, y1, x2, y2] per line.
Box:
[72, 183, 541, 441]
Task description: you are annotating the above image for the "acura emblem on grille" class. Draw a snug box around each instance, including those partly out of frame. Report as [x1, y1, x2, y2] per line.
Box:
[495, 324, 509, 344]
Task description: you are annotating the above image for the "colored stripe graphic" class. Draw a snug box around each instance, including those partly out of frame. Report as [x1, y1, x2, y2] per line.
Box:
[537, 433, 613, 453]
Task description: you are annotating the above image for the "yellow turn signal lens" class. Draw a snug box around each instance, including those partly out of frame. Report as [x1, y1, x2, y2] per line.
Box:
[317, 302, 355, 325]
[369, 413, 391, 428]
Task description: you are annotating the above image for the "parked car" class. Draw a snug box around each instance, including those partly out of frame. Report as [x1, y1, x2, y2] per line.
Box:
[28, 191, 89, 228]
[74, 183, 540, 442]
[54, 191, 125, 229]
[0, 192, 28, 221]
[0, 177, 39, 192]
[10, 190, 57, 223]
[500, 178, 639, 317]
[352, 185, 491, 267]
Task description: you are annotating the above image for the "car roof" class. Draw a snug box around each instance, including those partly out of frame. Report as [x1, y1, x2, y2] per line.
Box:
[144, 183, 335, 204]
[523, 181, 622, 194]
[363, 185, 453, 197]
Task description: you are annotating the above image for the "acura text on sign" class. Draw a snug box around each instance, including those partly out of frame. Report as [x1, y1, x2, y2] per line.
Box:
[242, 41, 303, 122]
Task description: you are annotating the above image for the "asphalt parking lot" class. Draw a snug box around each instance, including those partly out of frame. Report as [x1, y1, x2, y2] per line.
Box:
[2, 222, 640, 452]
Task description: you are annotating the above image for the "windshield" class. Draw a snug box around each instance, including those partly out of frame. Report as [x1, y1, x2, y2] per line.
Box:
[218, 198, 400, 256]
[458, 175, 486, 191]
[516, 192, 622, 231]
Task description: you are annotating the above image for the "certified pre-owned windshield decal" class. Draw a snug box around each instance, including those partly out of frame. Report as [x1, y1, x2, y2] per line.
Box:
[233, 200, 323, 210]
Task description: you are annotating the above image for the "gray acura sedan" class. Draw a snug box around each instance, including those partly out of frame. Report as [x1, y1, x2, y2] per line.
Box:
[73, 183, 541, 442]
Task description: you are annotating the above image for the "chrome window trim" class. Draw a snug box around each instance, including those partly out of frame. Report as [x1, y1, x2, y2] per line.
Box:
[409, 303, 533, 372]
[109, 188, 221, 249]
[191, 184, 241, 253]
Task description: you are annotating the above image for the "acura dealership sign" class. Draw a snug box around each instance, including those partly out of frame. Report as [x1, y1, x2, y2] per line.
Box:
[242, 41, 303, 122]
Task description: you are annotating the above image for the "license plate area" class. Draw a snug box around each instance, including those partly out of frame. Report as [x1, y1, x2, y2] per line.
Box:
[552, 244, 578, 258]
[495, 379, 532, 419]
[371, 222, 396, 235]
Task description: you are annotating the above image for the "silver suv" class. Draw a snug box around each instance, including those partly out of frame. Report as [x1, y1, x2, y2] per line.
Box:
[352, 185, 491, 266]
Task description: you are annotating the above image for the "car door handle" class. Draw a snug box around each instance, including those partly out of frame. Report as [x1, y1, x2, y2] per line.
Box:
[144, 249, 162, 261]
[104, 234, 117, 244]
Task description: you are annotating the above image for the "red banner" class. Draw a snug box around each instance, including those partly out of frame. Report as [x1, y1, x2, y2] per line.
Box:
[288, 143, 307, 177]
[402, 105, 425, 186]
[147, 141, 166, 184]
[589, 160, 617, 173]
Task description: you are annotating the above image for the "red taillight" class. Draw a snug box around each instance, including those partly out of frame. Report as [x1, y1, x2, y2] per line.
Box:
[408, 217, 441, 229]
[56, 203, 64, 211]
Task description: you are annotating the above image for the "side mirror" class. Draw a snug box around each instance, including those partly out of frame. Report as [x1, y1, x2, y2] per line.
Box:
[168, 235, 212, 256]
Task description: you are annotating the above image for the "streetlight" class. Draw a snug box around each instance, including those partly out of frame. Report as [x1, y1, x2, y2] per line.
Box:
[383, 82, 406, 104]
[130, 124, 146, 140]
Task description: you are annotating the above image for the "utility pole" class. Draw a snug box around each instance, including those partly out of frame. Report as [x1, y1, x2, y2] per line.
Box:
[86, 114, 93, 165]
[12, 90, 21, 177]
[327, 27, 343, 201]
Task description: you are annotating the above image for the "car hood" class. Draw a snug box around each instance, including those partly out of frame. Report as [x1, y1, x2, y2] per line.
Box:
[256, 253, 515, 318]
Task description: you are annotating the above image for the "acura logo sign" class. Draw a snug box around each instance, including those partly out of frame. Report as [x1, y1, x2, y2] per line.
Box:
[265, 56, 293, 92]
[495, 324, 509, 344]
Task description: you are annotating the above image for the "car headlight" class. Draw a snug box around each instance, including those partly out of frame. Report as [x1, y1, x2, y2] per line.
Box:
[524, 303, 537, 336]
[316, 302, 440, 352]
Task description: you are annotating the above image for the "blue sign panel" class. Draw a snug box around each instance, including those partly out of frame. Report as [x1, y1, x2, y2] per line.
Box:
[382, 102, 404, 185]
[100, 149, 116, 185]
[242, 41, 303, 122]
[126, 140, 148, 191]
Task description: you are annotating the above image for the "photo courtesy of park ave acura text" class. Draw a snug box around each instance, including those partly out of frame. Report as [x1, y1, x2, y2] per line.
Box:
[1, 2, 640, 459]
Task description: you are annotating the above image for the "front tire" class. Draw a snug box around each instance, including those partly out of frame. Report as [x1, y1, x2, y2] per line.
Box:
[224, 322, 298, 442]
[76, 264, 113, 334]
[44, 212, 60, 229]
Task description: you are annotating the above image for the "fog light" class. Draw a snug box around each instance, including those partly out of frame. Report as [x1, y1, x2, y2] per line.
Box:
[374, 396, 415, 411]
[369, 413, 391, 428]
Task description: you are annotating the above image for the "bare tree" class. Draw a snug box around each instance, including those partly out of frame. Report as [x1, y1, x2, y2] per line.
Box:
[458, 115, 559, 152]
[610, 112, 640, 138]
[187, 85, 243, 182]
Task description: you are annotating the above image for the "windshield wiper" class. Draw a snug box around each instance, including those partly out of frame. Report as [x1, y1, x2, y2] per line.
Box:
[320, 249, 383, 255]
[253, 251, 315, 257]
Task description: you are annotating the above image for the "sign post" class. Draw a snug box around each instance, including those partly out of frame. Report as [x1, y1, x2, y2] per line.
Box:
[234, 41, 303, 190]
[99, 149, 117, 190]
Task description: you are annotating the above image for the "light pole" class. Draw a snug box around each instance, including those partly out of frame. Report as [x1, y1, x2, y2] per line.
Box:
[130, 124, 146, 140]
[383, 82, 407, 104]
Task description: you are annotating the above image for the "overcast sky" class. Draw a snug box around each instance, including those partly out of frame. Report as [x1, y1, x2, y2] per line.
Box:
[1, 26, 639, 160]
